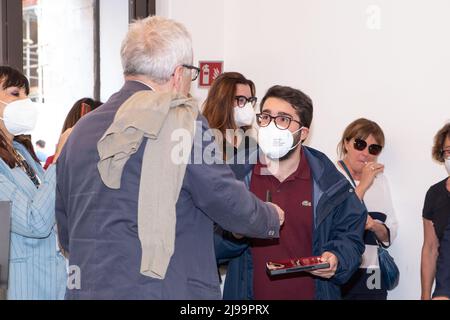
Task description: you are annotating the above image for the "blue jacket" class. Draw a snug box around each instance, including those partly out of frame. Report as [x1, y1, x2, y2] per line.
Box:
[55, 81, 280, 300]
[216, 146, 367, 300]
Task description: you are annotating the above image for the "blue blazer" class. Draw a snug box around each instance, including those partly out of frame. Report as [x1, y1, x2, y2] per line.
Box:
[0, 142, 66, 300]
[55, 81, 280, 300]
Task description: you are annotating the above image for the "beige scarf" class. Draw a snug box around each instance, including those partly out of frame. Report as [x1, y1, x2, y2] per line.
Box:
[97, 90, 198, 279]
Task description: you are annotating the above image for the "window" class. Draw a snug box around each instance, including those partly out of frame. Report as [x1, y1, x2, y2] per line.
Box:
[1, 0, 155, 151]
[129, 0, 155, 21]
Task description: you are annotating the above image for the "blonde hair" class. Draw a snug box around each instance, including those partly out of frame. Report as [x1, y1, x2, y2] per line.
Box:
[121, 16, 193, 84]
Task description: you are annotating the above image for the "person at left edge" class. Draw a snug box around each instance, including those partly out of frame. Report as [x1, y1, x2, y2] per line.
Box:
[0, 66, 67, 300]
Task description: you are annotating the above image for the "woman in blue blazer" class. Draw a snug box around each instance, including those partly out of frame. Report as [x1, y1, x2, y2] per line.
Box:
[0, 66, 67, 300]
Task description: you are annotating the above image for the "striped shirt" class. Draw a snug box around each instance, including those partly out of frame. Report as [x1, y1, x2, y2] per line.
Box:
[0, 141, 66, 300]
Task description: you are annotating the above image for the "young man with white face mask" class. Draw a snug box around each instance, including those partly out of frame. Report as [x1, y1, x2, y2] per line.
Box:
[219, 85, 367, 300]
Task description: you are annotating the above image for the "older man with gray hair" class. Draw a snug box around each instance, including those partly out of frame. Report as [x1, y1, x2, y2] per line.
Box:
[55, 16, 284, 300]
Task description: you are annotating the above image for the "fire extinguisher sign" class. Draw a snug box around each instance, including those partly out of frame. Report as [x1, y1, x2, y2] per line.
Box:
[198, 61, 224, 88]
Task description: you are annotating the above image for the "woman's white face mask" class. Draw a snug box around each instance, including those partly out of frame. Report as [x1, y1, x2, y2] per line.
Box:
[0, 99, 39, 136]
[234, 102, 255, 127]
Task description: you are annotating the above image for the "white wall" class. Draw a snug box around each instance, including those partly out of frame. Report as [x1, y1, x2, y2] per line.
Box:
[162, 0, 450, 299]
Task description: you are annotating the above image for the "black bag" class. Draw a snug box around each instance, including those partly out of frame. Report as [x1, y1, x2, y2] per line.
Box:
[378, 245, 400, 290]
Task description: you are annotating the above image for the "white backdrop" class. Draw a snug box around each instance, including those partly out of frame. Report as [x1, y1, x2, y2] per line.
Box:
[155, 0, 450, 300]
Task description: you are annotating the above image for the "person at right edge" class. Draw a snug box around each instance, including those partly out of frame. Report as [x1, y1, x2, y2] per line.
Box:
[421, 122, 450, 300]
[336, 118, 399, 300]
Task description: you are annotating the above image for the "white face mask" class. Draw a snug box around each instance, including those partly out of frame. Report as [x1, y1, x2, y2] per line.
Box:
[445, 158, 450, 175]
[0, 99, 39, 136]
[234, 102, 255, 127]
[258, 122, 303, 159]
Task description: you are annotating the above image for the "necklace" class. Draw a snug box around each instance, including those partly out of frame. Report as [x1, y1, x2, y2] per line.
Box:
[12, 148, 41, 188]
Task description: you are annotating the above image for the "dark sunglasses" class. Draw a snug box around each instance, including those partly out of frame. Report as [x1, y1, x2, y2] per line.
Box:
[352, 138, 383, 156]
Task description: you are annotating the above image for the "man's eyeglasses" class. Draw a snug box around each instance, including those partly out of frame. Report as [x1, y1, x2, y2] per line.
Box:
[352, 138, 383, 156]
[182, 64, 201, 81]
[235, 96, 257, 108]
[256, 113, 302, 130]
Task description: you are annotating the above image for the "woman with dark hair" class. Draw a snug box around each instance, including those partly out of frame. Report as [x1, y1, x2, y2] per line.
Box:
[0, 66, 68, 299]
[203, 72, 259, 300]
[44, 98, 102, 169]
[336, 118, 399, 300]
[421, 122, 450, 300]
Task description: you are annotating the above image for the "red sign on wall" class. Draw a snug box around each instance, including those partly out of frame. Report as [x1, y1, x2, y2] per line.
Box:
[23, 0, 38, 8]
[198, 61, 223, 88]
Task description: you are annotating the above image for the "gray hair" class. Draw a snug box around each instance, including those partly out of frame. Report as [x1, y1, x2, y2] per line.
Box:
[121, 16, 193, 84]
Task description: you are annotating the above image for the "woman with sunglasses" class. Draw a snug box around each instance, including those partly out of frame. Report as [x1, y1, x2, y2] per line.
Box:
[421, 123, 450, 300]
[336, 118, 399, 300]
[203, 72, 259, 300]
[0, 66, 68, 299]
